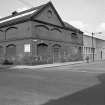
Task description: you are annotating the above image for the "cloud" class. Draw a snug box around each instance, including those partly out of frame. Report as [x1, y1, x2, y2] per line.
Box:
[69, 20, 88, 32]
[96, 23, 105, 32]
[17, 7, 28, 12]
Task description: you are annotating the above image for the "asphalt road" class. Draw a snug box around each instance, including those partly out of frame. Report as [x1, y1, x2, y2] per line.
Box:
[0, 61, 105, 105]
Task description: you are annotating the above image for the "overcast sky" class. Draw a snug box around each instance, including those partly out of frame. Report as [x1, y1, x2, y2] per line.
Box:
[0, 0, 105, 38]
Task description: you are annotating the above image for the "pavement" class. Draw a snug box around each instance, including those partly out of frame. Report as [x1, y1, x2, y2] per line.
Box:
[10, 60, 85, 70]
[0, 60, 104, 70]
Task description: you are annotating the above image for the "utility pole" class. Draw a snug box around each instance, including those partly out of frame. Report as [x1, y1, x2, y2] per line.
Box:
[92, 32, 94, 62]
[91, 32, 102, 62]
[101, 50, 102, 60]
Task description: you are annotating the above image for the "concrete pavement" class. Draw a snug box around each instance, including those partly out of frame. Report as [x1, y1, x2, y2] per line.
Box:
[11, 61, 85, 70]
[0, 60, 104, 70]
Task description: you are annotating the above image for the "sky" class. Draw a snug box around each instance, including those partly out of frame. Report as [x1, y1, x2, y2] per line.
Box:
[0, 0, 105, 38]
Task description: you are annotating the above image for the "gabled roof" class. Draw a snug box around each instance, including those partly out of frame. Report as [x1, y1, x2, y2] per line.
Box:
[0, 3, 46, 27]
[0, 2, 65, 28]
[31, 1, 65, 27]
[0, 4, 44, 22]
[0, 1, 83, 33]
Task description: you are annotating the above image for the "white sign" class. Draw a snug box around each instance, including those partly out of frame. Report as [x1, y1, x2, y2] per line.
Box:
[24, 44, 30, 52]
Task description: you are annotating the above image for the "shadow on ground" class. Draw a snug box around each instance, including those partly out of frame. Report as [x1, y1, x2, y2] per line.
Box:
[42, 73, 105, 105]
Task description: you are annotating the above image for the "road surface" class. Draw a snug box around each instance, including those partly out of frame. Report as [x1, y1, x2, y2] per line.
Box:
[0, 61, 105, 105]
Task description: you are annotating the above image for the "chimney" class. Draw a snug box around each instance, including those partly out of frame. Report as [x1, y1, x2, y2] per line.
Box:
[12, 11, 18, 16]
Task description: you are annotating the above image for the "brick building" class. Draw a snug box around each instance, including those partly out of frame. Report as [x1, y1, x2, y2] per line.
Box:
[0, 2, 83, 64]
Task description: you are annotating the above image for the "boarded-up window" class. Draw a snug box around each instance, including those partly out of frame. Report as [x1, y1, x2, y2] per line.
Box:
[6, 27, 18, 39]
[52, 44, 61, 62]
[71, 33, 78, 39]
[0, 46, 3, 57]
[6, 44, 16, 60]
[37, 43, 48, 62]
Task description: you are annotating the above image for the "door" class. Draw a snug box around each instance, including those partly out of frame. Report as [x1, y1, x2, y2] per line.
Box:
[6, 44, 16, 62]
[52, 44, 61, 63]
[37, 43, 48, 63]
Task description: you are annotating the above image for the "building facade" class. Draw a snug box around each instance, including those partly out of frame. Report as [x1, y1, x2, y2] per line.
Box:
[83, 34, 105, 61]
[0, 2, 83, 64]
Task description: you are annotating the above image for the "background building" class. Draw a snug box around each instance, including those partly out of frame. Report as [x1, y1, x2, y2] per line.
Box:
[0, 2, 83, 64]
[83, 34, 105, 61]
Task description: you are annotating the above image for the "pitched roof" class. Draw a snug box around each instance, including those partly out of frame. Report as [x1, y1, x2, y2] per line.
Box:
[64, 21, 82, 33]
[0, 3, 45, 27]
[0, 4, 44, 22]
[0, 2, 83, 33]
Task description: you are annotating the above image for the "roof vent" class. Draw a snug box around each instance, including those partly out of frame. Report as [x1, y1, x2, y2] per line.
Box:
[12, 11, 18, 16]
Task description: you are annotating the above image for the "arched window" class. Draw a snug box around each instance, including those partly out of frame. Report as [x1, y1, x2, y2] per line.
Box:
[51, 28, 62, 33]
[47, 10, 53, 18]
[6, 44, 16, 61]
[37, 43, 48, 63]
[0, 30, 3, 32]
[52, 44, 61, 62]
[71, 32, 78, 39]
[35, 25, 49, 30]
[0, 46, 3, 57]
[52, 44, 61, 48]
[0, 30, 4, 40]
[78, 46, 82, 53]
[6, 27, 18, 39]
[6, 27, 18, 32]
